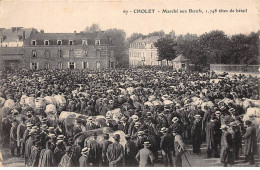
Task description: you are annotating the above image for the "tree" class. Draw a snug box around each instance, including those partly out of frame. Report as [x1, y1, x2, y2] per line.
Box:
[154, 37, 177, 65]
[126, 33, 144, 46]
[84, 24, 101, 33]
[104, 28, 127, 66]
[229, 32, 259, 65]
[147, 30, 165, 37]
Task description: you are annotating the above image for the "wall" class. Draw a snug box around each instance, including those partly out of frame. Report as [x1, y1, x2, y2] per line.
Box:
[23, 45, 114, 70]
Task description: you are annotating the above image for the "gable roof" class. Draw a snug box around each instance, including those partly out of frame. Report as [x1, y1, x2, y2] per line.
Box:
[0, 27, 36, 42]
[173, 54, 188, 62]
[131, 36, 160, 44]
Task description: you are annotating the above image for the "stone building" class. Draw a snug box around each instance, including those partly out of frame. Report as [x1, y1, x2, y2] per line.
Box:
[129, 36, 161, 67]
[172, 54, 189, 70]
[0, 27, 38, 47]
[0, 28, 116, 70]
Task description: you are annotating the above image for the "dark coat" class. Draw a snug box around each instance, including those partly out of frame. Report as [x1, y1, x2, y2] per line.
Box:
[243, 126, 257, 155]
[79, 155, 91, 167]
[220, 131, 234, 164]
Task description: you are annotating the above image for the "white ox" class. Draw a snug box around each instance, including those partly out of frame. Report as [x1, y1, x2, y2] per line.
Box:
[35, 97, 46, 109]
[243, 107, 260, 129]
[242, 99, 260, 111]
[23, 97, 36, 108]
[45, 104, 57, 115]
[106, 108, 123, 122]
[44, 96, 56, 106]
[4, 99, 15, 109]
[54, 95, 66, 107]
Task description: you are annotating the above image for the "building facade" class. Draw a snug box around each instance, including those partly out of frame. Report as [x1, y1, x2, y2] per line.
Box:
[129, 36, 161, 67]
[0, 27, 116, 71]
[172, 54, 189, 70]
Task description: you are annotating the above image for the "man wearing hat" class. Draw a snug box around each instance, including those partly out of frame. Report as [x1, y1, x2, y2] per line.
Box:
[100, 133, 112, 167]
[79, 147, 91, 167]
[106, 134, 124, 167]
[172, 129, 186, 167]
[39, 124, 48, 148]
[128, 115, 139, 136]
[125, 134, 138, 167]
[135, 141, 155, 167]
[58, 146, 73, 167]
[205, 116, 219, 158]
[191, 114, 202, 154]
[118, 116, 129, 134]
[160, 127, 174, 167]
[85, 132, 101, 167]
[17, 117, 26, 158]
[28, 139, 41, 166]
[220, 125, 234, 167]
[54, 140, 66, 166]
[156, 112, 168, 131]
[24, 131, 35, 166]
[10, 119, 18, 157]
[169, 117, 182, 134]
[229, 122, 242, 160]
[243, 120, 257, 165]
[136, 131, 146, 150]
[85, 117, 97, 131]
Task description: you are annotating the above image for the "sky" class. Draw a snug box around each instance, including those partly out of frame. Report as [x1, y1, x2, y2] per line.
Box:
[0, 0, 259, 37]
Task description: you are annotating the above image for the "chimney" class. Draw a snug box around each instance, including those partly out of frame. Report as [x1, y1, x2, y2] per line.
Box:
[74, 31, 76, 35]
[40, 29, 44, 33]
[23, 31, 25, 40]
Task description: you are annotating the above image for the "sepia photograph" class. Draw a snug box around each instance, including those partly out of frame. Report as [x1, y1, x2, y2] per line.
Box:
[0, 0, 259, 167]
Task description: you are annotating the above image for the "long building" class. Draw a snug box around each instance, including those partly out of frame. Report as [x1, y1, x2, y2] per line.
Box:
[0, 27, 116, 70]
[129, 36, 160, 67]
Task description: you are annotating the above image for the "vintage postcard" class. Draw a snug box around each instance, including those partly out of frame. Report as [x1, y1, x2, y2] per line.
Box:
[0, 0, 259, 167]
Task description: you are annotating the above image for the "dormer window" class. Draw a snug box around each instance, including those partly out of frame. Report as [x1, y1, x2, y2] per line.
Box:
[44, 40, 49, 46]
[82, 40, 88, 45]
[31, 40, 36, 46]
[69, 40, 74, 45]
[57, 40, 62, 45]
[95, 39, 100, 45]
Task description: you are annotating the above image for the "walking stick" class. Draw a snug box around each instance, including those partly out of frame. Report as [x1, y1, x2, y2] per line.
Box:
[183, 150, 192, 167]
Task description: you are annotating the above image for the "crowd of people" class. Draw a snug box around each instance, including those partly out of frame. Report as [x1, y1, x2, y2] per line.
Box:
[0, 68, 259, 167]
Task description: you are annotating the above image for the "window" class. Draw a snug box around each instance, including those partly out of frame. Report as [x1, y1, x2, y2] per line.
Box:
[57, 40, 62, 45]
[82, 61, 89, 69]
[85, 49, 88, 56]
[32, 50, 37, 57]
[30, 62, 38, 70]
[32, 40, 36, 45]
[44, 62, 50, 69]
[57, 49, 62, 58]
[44, 50, 50, 58]
[44, 40, 49, 46]
[96, 61, 101, 69]
[95, 39, 100, 45]
[69, 49, 74, 58]
[68, 62, 75, 69]
[58, 62, 63, 69]
[151, 52, 153, 58]
[0, 37, 3, 43]
[96, 49, 101, 57]
[82, 40, 88, 45]
[69, 40, 73, 45]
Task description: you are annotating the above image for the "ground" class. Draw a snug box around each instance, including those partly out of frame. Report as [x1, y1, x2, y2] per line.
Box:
[0, 143, 259, 167]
